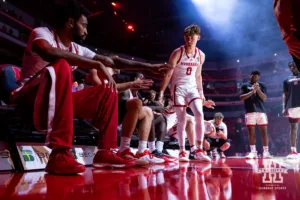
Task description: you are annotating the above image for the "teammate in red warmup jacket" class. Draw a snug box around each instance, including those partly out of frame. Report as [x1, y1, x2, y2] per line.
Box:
[11, 0, 171, 175]
[274, 0, 300, 70]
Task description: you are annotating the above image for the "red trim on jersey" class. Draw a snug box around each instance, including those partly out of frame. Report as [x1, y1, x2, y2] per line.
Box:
[177, 47, 183, 64]
[198, 49, 202, 65]
[172, 85, 187, 107]
[258, 124, 268, 126]
[193, 48, 197, 58]
[185, 47, 197, 59]
[187, 97, 202, 106]
[288, 115, 300, 119]
[54, 33, 78, 55]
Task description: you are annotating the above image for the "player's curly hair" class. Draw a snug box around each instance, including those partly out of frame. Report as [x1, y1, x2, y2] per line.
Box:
[251, 69, 261, 76]
[184, 24, 201, 35]
[54, 0, 90, 28]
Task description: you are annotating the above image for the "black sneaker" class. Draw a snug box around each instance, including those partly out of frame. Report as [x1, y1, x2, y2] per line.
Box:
[151, 149, 162, 156]
[207, 151, 213, 158]
[189, 151, 196, 160]
[152, 149, 177, 162]
[162, 149, 171, 156]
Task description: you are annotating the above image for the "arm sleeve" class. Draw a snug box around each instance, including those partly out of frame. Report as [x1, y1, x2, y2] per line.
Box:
[261, 83, 267, 95]
[31, 27, 53, 43]
[80, 46, 96, 59]
[240, 84, 246, 94]
[283, 79, 288, 93]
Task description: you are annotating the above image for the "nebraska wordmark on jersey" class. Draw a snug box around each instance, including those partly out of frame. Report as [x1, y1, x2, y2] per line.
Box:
[171, 46, 204, 87]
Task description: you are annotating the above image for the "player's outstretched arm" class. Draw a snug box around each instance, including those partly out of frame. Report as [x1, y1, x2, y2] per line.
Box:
[93, 54, 172, 76]
[158, 49, 180, 100]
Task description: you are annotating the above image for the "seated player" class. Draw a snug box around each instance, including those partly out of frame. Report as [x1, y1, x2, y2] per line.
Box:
[86, 69, 165, 164]
[204, 113, 230, 158]
[11, 0, 171, 174]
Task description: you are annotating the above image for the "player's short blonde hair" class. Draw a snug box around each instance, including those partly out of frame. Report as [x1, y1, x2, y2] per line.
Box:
[184, 24, 201, 35]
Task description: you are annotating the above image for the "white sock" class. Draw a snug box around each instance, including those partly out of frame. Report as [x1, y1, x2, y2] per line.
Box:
[156, 141, 164, 152]
[291, 147, 297, 152]
[250, 145, 256, 153]
[180, 147, 185, 152]
[190, 146, 196, 152]
[148, 141, 156, 153]
[138, 141, 147, 153]
[119, 137, 131, 152]
[263, 146, 269, 153]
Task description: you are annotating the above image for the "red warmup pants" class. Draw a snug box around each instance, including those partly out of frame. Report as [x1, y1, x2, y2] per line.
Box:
[274, 0, 300, 60]
[12, 59, 118, 149]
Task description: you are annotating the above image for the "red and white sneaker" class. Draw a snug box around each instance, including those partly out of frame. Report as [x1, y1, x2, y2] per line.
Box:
[287, 151, 299, 159]
[45, 149, 86, 175]
[135, 150, 165, 164]
[151, 150, 178, 162]
[194, 149, 211, 162]
[93, 149, 135, 168]
[262, 151, 273, 159]
[179, 151, 189, 162]
[245, 152, 258, 159]
[118, 148, 149, 166]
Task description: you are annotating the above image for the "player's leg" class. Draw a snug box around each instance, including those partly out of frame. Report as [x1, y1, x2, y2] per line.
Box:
[245, 113, 258, 159]
[12, 59, 85, 174]
[245, 125, 257, 159]
[117, 99, 144, 161]
[147, 115, 166, 153]
[257, 113, 272, 158]
[185, 115, 197, 159]
[189, 99, 211, 162]
[287, 118, 299, 159]
[218, 140, 231, 158]
[154, 115, 167, 153]
[135, 107, 164, 164]
[73, 84, 136, 168]
[149, 115, 176, 161]
[175, 106, 189, 161]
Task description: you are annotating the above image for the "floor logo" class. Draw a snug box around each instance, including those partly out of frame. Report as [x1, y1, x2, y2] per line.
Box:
[257, 161, 288, 184]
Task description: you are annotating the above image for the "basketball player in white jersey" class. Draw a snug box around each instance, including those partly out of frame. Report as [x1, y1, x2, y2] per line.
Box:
[159, 24, 211, 162]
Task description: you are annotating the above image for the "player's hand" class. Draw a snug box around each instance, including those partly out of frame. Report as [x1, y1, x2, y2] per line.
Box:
[282, 109, 288, 116]
[218, 131, 224, 135]
[204, 99, 215, 109]
[96, 62, 117, 92]
[253, 83, 260, 92]
[158, 92, 164, 101]
[158, 98, 164, 106]
[150, 63, 174, 76]
[130, 79, 153, 90]
[105, 75, 117, 92]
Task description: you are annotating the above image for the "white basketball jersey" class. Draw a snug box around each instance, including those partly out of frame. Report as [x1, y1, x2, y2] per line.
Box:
[171, 46, 203, 87]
